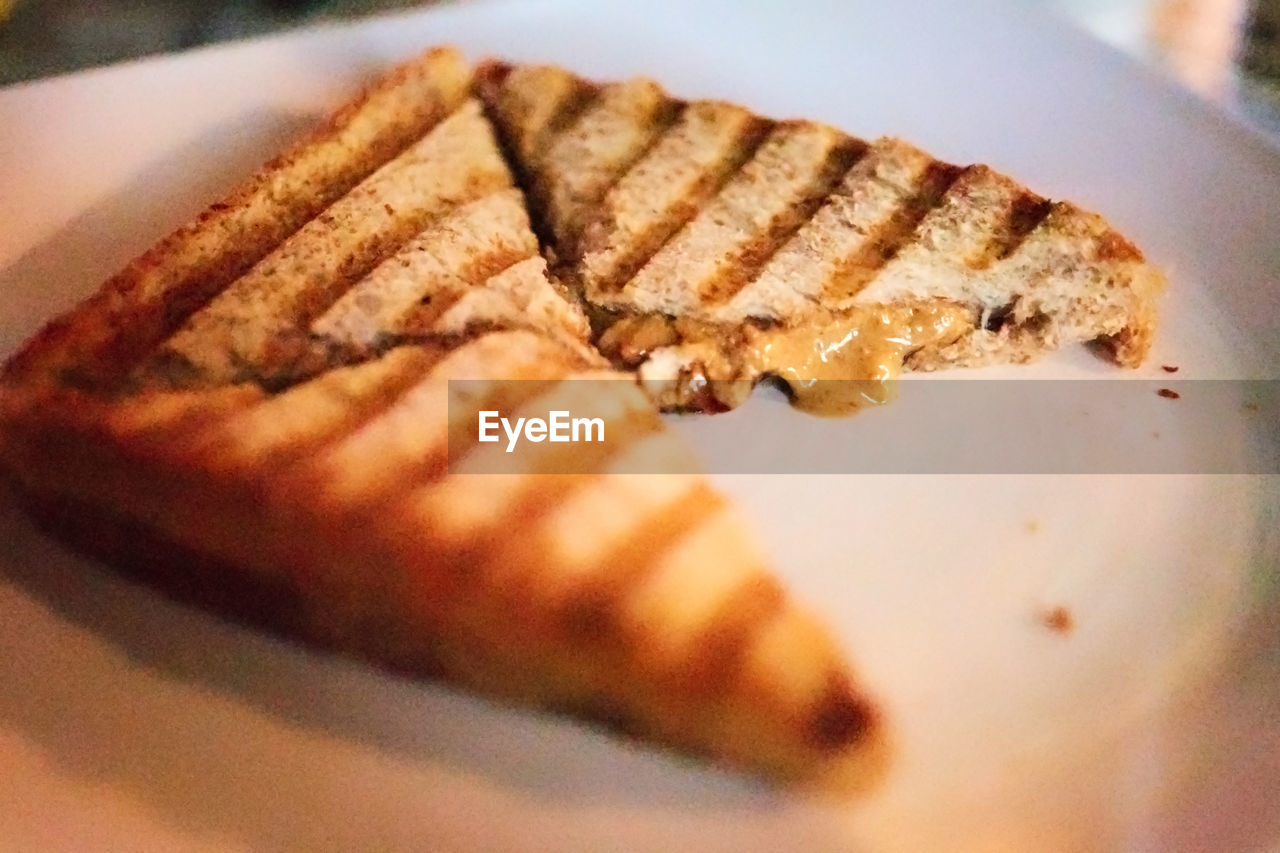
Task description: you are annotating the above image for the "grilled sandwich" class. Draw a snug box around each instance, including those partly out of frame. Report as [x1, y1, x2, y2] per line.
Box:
[478, 62, 1166, 414]
[0, 48, 885, 788]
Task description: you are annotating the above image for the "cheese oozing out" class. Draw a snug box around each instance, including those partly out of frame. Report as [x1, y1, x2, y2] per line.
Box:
[597, 302, 974, 416]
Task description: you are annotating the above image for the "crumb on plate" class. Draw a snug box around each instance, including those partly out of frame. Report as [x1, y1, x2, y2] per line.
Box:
[1039, 605, 1074, 635]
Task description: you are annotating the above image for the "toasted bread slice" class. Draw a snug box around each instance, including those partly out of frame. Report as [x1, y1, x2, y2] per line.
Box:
[4, 47, 473, 392]
[0, 50, 884, 789]
[478, 62, 1165, 414]
[0, 333, 885, 789]
[131, 97, 593, 389]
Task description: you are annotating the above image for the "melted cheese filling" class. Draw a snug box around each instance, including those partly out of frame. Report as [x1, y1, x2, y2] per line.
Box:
[744, 304, 972, 415]
[598, 302, 973, 416]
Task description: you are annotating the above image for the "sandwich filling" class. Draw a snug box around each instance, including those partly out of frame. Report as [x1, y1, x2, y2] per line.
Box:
[599, 301, 973, 414]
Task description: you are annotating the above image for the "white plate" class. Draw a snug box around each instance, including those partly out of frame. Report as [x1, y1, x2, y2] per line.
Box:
[1, 1, 1277, 850]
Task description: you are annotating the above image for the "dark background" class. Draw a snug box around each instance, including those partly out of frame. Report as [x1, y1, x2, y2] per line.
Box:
[0, 0, 432, 85]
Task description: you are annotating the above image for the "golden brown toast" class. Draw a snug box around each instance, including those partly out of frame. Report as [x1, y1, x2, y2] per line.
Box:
[478, 62, 1165, 414]
[0, 49, 885, 789]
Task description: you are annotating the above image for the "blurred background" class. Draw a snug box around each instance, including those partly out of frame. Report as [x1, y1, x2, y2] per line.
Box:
[0, 0, 423, 83]
[0, 0, 1277, 136]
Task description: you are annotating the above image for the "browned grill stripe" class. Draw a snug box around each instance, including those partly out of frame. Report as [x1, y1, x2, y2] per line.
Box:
[530, 83, 602, 164]
[700, 136, 867, 305]
[390, 242, 542, 334]
[1095, 225, 1144, 262]
[562, 99, 687, 253]
[270, 182, 509, 337]
[986, 192, 1054, 265]
[283, 374, 566, 525]
[287, 356, 440, 463]
[518, 84, 603, 230]
[683, 572, 786, 693]
[543, 483, 724, 649]
[424, 404, 673, 612]
[472, 60, 513, 112]
[215, 345, 449, 471]
[827, 159, 964, 300]
[592, 114, 775, 294]
[138, 102, 517, 389]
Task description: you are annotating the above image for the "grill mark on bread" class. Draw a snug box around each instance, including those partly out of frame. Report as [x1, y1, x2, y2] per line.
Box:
[986, 191, 1053, 265]
[296, 377, 564, 515]
[529, 86, 602, 161]
[534, 79, 682, 252]
[708, 137, 952, 321]
[618, 122, 863, 314]
[561, 102, 690, 259]
[311, 188, 538, 346]
[683, 572, 786, 692]
[147, 101, 512, 385]
[403, 406, 669, 611]
[412, 378, 663, 556]
[580, 105, 774, 297]
[511, 82, 603, 232]
[914, 165, 1028, 271]
[589, 101, 690, 202]
[471, 60, 512, 105]
[474, 62, 598, 249]
[620, 506, 776, 682]
[438, 377, 576, 474]
[2, 48, 470, 391]
[285, 334, 594, 517]
[287, 333, 591, 521]
[723, 606, 881, 762]
[473, 434, 705, 642]
[1095, 226, 1144, 263]
[424, 333, 594, 480]
[550, 484, 722, 648]
[415, 258, 596, 360]
[698, 135, 866, 305]
[484, 411, 663, 551]
[389, 247, 538, 335]
[241, 341, 586, 577]
[823, 159, 964, 300]
[533, 86, 603, 164]
[186, 346, 444, 471]
[485, 63, 599, 164]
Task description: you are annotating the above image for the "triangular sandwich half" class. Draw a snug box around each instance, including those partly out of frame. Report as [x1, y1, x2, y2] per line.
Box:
[0, 48, 884, 789]
[478, 62, 1165, 414]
